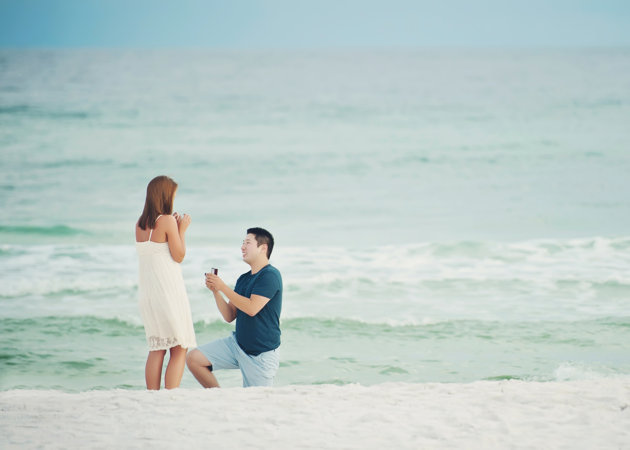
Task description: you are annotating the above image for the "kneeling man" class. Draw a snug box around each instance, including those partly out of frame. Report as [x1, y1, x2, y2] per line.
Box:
[187, 227, 282, 387]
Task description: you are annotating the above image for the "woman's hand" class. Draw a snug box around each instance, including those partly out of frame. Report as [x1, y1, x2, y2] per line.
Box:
[173, 212, 191, 232]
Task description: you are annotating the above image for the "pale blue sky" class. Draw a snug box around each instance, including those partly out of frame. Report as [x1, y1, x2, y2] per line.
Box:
[1, 0, 629, 48]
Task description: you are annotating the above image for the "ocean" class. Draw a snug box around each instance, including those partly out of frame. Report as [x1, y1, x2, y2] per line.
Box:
[1, 48, 629, 391]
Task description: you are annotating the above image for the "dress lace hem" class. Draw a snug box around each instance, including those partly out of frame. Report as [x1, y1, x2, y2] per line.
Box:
[148, 336, 181, 350]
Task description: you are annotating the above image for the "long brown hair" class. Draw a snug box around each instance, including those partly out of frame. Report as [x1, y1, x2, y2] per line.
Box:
[137, 176, 178, 230]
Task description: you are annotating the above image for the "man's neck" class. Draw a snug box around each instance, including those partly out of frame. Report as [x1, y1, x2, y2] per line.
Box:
[249, 258, 269, 274]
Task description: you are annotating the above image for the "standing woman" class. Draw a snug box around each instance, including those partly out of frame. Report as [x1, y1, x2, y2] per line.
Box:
[135, 175, 196, 389]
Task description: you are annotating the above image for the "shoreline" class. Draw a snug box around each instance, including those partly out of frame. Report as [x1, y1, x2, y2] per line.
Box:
[2, 379, 628, 449]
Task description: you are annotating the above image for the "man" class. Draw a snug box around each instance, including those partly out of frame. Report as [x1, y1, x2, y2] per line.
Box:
[186, 227, 282, 388]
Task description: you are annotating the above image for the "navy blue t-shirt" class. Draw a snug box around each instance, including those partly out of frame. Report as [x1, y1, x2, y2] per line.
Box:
[234, 264, 282, 355]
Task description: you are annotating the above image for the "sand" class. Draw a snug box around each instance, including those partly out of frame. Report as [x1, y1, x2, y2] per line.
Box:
[1, 379, 629, 449]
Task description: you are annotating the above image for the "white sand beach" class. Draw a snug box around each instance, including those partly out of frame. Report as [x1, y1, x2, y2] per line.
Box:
[1, 379, 629, 449]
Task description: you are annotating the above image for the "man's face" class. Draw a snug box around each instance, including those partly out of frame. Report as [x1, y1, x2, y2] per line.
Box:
[241, 233, 264, 263]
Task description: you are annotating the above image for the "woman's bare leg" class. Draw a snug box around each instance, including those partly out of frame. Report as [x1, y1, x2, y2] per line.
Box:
[146, 350, 166, 390]
[164, 345, 187, 389]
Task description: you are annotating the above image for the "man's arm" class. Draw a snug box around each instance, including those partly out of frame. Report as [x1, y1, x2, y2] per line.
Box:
[207, 274, 271, 317]
[214, 291, 238, 323]
[205, 274, 237, 322]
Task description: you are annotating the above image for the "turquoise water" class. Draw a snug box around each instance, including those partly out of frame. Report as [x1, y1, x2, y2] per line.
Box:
[1, 49, 630, 390]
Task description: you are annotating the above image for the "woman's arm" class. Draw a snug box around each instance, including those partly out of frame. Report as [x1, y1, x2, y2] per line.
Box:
[164, 214, 190, 263]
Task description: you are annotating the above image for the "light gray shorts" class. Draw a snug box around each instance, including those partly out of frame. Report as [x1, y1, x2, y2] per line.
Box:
[197, 332, 280, 387]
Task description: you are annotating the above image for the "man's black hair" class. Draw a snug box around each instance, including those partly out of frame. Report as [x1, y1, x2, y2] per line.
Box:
[247, 227, 274, 259]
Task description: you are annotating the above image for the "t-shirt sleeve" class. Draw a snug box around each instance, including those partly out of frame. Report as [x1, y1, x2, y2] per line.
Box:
[251, 270, 280, 299]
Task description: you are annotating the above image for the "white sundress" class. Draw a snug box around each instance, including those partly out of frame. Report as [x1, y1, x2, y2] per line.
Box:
[136, 216, 197, 351]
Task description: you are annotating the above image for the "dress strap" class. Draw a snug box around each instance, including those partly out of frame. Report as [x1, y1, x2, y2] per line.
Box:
[148, 215, 163, 242]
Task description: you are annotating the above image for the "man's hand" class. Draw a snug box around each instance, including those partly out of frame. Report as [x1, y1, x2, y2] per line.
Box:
[206, 273, 226, 293]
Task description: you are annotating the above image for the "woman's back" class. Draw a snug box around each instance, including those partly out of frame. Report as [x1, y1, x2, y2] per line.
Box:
[136, 215, 196, 352]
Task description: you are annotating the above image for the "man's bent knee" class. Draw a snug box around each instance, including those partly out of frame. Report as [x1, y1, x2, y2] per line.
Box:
[185, 349, 199, 366]
[186, 349, 211, 370]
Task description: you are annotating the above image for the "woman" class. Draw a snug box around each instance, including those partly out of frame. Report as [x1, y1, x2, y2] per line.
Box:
[135, 175, 196, 389]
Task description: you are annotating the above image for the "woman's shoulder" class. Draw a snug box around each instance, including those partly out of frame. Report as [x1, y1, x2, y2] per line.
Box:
[156, 214, 177, 226]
